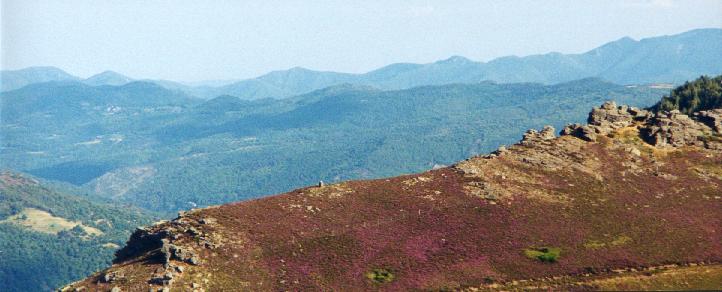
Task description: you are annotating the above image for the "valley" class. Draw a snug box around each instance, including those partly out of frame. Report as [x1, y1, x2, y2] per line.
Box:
[2, 79, 667, 212]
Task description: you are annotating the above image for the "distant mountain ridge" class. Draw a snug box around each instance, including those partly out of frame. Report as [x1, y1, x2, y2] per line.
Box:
[2, 28, 720, 98]
[0, 66, 80, 92]
[204, 28, 722, 99]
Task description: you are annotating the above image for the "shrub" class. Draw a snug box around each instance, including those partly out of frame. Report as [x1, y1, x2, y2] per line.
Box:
[524, 247, 561, 263]
[366, 268, 395, 283]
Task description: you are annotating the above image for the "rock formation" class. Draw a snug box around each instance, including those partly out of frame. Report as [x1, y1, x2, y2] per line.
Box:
[561, 101, 651, 142]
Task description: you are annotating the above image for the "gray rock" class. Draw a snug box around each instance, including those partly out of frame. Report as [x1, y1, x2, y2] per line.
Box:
[630, 147, 641, 156]
[522, 127, 557, 145]
[695, 109, 722, 133]
[102, 271, 124, 283]
[560, 123, 598, 141]
[539, 125, 556, 140]
[645, 110, 712, 147]
[588, 101, 635, 129]
[561, 101, 653, 142]
[189, 255, 201, 265]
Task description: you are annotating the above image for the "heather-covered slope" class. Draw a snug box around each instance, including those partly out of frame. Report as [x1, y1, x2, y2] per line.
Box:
[63, 102, 722, 291]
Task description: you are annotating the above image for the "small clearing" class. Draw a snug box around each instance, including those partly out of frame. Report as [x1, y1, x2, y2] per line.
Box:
[0, 208, 103, 236]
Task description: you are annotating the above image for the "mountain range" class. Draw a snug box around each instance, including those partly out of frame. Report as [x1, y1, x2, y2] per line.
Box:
[3, 28, 721, 98]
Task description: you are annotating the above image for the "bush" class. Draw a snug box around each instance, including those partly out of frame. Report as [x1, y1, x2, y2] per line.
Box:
[524, 247, 561, 263]
[366, 268, 395, 283]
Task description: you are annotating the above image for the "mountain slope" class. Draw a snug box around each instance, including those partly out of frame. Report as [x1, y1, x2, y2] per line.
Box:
[0, 171, 155, 291]
[0, 66, 79, 92]
[61, 100, 722, 291]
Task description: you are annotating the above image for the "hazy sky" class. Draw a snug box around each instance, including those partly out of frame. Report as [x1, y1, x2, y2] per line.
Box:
[2, 0, 721, 81]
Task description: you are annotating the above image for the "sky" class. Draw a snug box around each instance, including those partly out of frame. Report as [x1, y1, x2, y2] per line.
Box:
[1, 0, 721, 82]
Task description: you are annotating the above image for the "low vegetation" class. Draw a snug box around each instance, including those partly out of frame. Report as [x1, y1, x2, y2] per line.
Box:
[366, 268, 395, 284]
[524, 247, 561, 263]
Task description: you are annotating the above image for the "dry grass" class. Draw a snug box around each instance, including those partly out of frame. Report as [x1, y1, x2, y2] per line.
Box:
[589, 265, 722, 291]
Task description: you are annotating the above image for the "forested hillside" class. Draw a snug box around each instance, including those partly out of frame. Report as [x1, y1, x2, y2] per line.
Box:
[0, 171, 155, 291]
[652, 75, 722, 114]
[1, 78, 667, 211]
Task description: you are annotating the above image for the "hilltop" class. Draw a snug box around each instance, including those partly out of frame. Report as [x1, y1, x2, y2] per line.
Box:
[62, 96, 722, 290]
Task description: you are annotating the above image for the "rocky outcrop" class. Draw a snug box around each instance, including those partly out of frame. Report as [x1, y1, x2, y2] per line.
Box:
[161, 239, 201, 265]
[588, 101, 650, 128]
[113, 226, 168, 264]
[561, 101, 651, 142]
[554, 101, 721, 150]
[95, 213, 221, 290]
[643, 110, 713, 147]
[521, 126, 556, 145]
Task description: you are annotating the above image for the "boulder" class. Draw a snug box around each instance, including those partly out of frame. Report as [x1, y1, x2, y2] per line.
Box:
[102, 271, 124, 283]
[588, 101, 644, 130]
[521, 126, 556, 145]
[560, 123, 598, 142]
